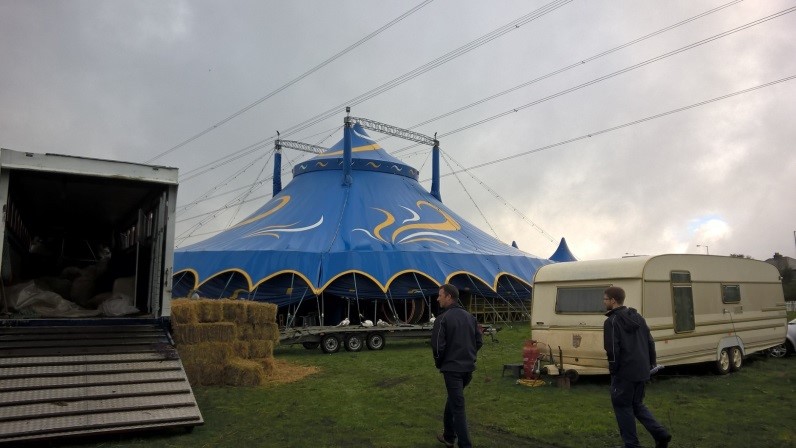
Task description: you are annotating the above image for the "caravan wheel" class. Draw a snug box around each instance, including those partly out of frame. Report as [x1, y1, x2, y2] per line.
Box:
[729, 347, 743, 371]
[714, 348, 731, 375]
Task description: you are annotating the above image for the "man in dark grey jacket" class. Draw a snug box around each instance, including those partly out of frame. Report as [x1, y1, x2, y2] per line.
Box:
[432, 284, 483, 448]
[604, 286, 671, 448]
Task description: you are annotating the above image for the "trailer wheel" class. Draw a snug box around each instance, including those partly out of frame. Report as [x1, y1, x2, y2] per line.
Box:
[321, 335, 341, 354]
[366, 333, 385, 350]
[345, 335, 364, 352]
[714, 348, 731, 375]
[302, 342, 320, 350]
[729, 347, 743, 372]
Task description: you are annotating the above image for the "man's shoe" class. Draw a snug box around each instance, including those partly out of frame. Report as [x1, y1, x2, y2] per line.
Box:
[436, 433, 455, 447]
[655, 434, 672, 448]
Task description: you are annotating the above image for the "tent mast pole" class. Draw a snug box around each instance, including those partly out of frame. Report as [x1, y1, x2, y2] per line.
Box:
[353, 272, 362, 322]
[219, 274, 233, 299]
[431, 135, 441, 201]
[412, 272, 431, 322]
[316, 291, 322, 327]
[343, 107, 353, 186]
[273, 133, 282, 196]
[286, 273, 296, 328]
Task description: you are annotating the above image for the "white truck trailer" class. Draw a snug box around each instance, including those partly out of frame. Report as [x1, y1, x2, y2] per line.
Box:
[530, 254, 787, 377]
[0, 148, 202, 443]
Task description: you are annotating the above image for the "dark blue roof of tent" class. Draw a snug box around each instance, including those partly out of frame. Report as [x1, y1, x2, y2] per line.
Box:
[174, 123, 552, 304]
[549, 237, 577, 262]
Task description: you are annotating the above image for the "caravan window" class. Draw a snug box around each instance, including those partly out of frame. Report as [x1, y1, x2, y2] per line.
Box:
[721, 284, 741, 303]
[555, 286, 607, 313]
[670, 271, 691, 282]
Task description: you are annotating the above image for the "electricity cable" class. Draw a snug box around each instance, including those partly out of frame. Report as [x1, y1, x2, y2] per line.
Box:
[174, 0, 571, 187]
[395, 5, 796, 154]
[386, 0, 744, 146]
[442, 151, 556, 243]
[270, 0, 572, 140]
[176, 5, 790, 239]
[439, 151, 500, 239]
[432, 74, 796, 178]
[145, 0, 436, 163]
[175, 0, 741, 193]
[176, 151, 274, 244]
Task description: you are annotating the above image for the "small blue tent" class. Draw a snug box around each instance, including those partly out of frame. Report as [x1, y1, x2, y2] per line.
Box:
[549, 237, 577, 262]
[173, 123, 552, 317]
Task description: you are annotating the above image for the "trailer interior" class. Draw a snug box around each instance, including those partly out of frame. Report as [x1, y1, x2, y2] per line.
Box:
[2, 167, 171, 318]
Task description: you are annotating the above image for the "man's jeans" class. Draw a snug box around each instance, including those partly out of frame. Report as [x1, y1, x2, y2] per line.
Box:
[610, 376, 669, 448]
[443, 371, 473, 448]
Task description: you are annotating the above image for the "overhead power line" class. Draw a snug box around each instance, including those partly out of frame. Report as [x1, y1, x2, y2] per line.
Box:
[175, 1, 748, 206]
[434, 74, 796, 177]
[176, 73, 795, 221]
[392, 0, 744, 142]
[439, 151, 500, 239]
[396, 4, 796, 154]
[272, 0, 573, 139]
[442, 151, 556, 243]
[175, 0, 571, 187]
[145, 0, 436, 163]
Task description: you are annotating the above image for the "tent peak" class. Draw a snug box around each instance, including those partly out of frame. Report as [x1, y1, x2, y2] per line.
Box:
[549, 237, 577, 262]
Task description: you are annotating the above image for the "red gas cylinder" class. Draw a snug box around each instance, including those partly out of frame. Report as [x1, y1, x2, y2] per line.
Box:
[522, 339, 540, 379]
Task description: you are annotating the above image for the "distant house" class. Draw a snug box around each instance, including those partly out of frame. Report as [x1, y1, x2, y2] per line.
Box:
[765, 253, 796, 302]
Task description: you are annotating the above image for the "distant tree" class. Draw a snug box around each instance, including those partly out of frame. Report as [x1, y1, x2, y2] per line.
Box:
[769, 253, 795, 301]
[729, 253, 753, 259]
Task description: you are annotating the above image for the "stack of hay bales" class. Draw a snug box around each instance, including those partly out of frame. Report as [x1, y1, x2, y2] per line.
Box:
[170, 298, 279, 387]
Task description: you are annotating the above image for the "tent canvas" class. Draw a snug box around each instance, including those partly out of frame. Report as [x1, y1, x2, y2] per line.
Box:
[174, 123, 552, 308]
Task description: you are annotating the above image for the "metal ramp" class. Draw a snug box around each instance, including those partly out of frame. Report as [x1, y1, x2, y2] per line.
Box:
[0, 324, 203, 444]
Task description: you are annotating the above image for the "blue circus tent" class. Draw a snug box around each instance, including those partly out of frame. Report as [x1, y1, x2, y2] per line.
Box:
[549, 237, 577, 262]
[173, 123, 552, 309]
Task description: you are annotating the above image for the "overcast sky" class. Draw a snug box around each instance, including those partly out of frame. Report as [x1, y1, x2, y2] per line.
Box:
[2, 0, 794, 261]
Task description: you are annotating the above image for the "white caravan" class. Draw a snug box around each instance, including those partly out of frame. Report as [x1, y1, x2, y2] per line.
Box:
[530, 254, 787, 376]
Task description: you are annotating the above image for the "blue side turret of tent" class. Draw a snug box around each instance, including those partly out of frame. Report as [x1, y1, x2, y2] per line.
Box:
[549, 237, 577, 262]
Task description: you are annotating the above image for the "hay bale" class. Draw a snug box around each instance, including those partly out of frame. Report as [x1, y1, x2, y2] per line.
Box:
[222, 300, 249, 324]
[258, 322, 279, 341]
[177, 342, 233, 365]
[247, 301, 277, 324]
[233, 340, 250, 359]
[255, 357, 275, 374]
[184, 361, 225, 386]
[237, 322, 280, 341]
[170, 299, 198, 324]
[224, 358, 266, 386]
[173, 322, 236, 344]
[237, 323, 255, 340]
[248, 340, 274, 359]
[197, 299, 224, 322]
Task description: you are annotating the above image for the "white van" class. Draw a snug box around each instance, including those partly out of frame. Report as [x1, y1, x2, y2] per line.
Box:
[530, 254, 787, 376]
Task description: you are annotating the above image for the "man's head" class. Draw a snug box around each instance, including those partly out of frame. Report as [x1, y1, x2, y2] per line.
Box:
[437, 283, 459, 309]
[603, 286, 625, 311]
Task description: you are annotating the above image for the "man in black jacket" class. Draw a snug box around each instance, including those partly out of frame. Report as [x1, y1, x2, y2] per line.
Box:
[432, 284, 483, 448]
[604, 286, 671, 448]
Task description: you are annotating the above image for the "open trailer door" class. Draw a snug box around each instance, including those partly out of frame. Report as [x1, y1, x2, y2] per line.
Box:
[0, 322, 203, 443]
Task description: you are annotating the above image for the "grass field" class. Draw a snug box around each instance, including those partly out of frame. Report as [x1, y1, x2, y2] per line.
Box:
[56, 320, 795, 448]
